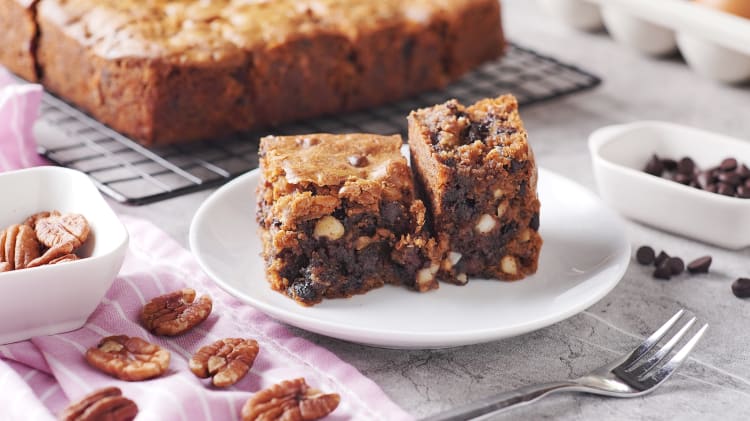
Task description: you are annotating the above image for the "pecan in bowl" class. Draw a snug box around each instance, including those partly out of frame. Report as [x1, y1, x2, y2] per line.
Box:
[59, 386, 138, 421]
[85, 335, 170, 381]
[241, 378, 340, 421]
[190, 338, 259, 387]
[140, 288, 213, 336]
[0, 224, 41, 271]
[27, 211, 90, 268]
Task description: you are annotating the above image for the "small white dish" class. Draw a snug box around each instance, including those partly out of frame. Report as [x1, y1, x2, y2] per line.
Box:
[190, 167, 630, 349]
[0, 167, 128, 344]
[677, 33, 750, 84]
[600, 6, 677, 56]
[589, 121, 750, 249]
[537, 0, 604, 31]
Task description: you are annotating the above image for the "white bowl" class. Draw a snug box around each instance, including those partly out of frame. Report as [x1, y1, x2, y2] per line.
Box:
[0, 167, 128, 344]
[677, 33, 750, 84]
[537, 0, 604, 31]
[589, 121, 750, 249]
[600, 6, 677, 56]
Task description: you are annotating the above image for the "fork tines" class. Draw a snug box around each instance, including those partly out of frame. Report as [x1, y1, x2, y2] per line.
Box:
[614, 309, 708, 391]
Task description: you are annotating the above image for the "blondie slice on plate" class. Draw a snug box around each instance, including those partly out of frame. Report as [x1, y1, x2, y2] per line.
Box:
[257, 133, 443, 306]
[408, 95, 542, 284]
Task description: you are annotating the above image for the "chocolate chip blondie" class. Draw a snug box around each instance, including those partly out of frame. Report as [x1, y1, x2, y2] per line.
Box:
[408, 95, 542, 283]
[257, 133, 443, 306]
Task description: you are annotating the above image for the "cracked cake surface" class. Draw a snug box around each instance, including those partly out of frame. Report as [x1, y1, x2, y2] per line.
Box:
[0, 0, 504, 145]
[407, 94, 542, 283]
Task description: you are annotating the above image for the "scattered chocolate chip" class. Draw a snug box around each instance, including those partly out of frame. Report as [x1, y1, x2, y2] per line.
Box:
[737, 186, 750, 199]
[738, 164, 750, 179]
[653, 263, 672, 280]
[636, 246, 655, 265]
[717, 183, 736, 196]
[667, 257, 684, 275]
[720, 158, 738, 172]
[732, 278, 750, 298]
[687, 256, 712, 274]
[655, 251, 670, 267]
[347, 155, 369, 167]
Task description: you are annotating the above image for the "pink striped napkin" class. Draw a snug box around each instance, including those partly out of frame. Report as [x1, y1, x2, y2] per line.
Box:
[0, 69, 413, 421]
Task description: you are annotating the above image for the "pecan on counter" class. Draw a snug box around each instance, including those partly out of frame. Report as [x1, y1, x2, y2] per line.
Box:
[189, 338, 259, 387]
[140, 288, 213, 336]
[0, 224, 41, 271]
[241, 378, 340, 421]
[85, 335, 170, 381]
[28, 211, 90, 267]
[59, 386, 138, 421]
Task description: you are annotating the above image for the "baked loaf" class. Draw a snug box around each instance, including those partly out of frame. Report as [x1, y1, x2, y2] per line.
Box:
[408, 95, 542, 283]
[257, 133, 444, 305]
[0, 0, 505, 146]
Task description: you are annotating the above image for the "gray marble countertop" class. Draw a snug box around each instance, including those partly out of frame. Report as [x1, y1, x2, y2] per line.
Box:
[111, 1, 750, 419]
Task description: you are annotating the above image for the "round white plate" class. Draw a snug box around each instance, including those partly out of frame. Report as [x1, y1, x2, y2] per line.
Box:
[190, 168, 630, 349]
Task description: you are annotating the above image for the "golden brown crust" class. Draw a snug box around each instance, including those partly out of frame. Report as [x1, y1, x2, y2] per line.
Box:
[257, 133, 445, 305]
[408, 95, 542, 282]
[2, 0, 504, 145]
[0, 0, 38, 81]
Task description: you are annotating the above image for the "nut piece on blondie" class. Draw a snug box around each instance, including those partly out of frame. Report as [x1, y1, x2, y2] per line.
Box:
[408, 94, 542, 282]
[257, 133, 444, 305]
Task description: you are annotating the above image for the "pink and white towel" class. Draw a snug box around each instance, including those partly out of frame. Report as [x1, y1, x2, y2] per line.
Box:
[0, 69, 413, 421]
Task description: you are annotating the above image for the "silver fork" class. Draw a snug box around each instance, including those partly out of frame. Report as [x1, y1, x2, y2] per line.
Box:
[424, 309, 708, 421]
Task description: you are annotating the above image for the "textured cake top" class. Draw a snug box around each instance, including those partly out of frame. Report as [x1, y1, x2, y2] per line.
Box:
[408, 94, 531, 166]
[38, 0, 483, 65]
[260, 133, 409, 187]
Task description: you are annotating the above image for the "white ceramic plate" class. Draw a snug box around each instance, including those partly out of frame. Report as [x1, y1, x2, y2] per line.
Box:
[190, 168, 629, 349]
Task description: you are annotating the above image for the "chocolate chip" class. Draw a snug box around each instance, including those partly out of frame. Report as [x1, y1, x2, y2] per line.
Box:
[718, 171, 741, 186]
[643, 155, 750, 198]
[655, 251, 670, 267]
[717, 183, 736, 196]
[653, 263, 672, 280]
[732, 278, 750, 298]
[636, 246, 655, 265]
[298, 137, 319, 147]
[662, 158, 678, 172]
[668, 257, 684, 275]
[529, 212, 540, 231]
[644, 155, 664, 176]
[677, 157, 695, 175]
[347, 155, 369, 167]
[687, 256, 712, 274]
[720, 158, 738, 172]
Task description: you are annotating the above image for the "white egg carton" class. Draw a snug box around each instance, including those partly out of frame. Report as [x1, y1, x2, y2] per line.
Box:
[538, 0, 750, 83]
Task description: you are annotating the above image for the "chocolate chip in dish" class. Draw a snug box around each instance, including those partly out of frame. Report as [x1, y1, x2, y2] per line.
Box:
[256, 133, 444, 306]
[408, 94, 542, 283]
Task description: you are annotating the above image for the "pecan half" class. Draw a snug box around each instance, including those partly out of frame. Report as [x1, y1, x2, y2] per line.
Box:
[189, 338, 259, 387]
[0, 224, 41, 270]
[241, 378, 340, 421]
[85, 335, 170, 381]
[140, 288, 213, 336]
[49, 254, 80, 265]
[28, 212, 90, 267]
[59, 386, 138, 421]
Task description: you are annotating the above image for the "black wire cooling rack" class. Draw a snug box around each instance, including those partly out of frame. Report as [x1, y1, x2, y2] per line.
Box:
[34, 43, 601, 205]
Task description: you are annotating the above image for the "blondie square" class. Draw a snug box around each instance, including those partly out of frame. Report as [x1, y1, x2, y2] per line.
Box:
[408, 95, 542, 283]
[257, 133, 443, 305]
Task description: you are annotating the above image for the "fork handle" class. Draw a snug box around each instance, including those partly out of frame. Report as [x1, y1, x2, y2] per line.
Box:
[422, 381, 579, 421]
